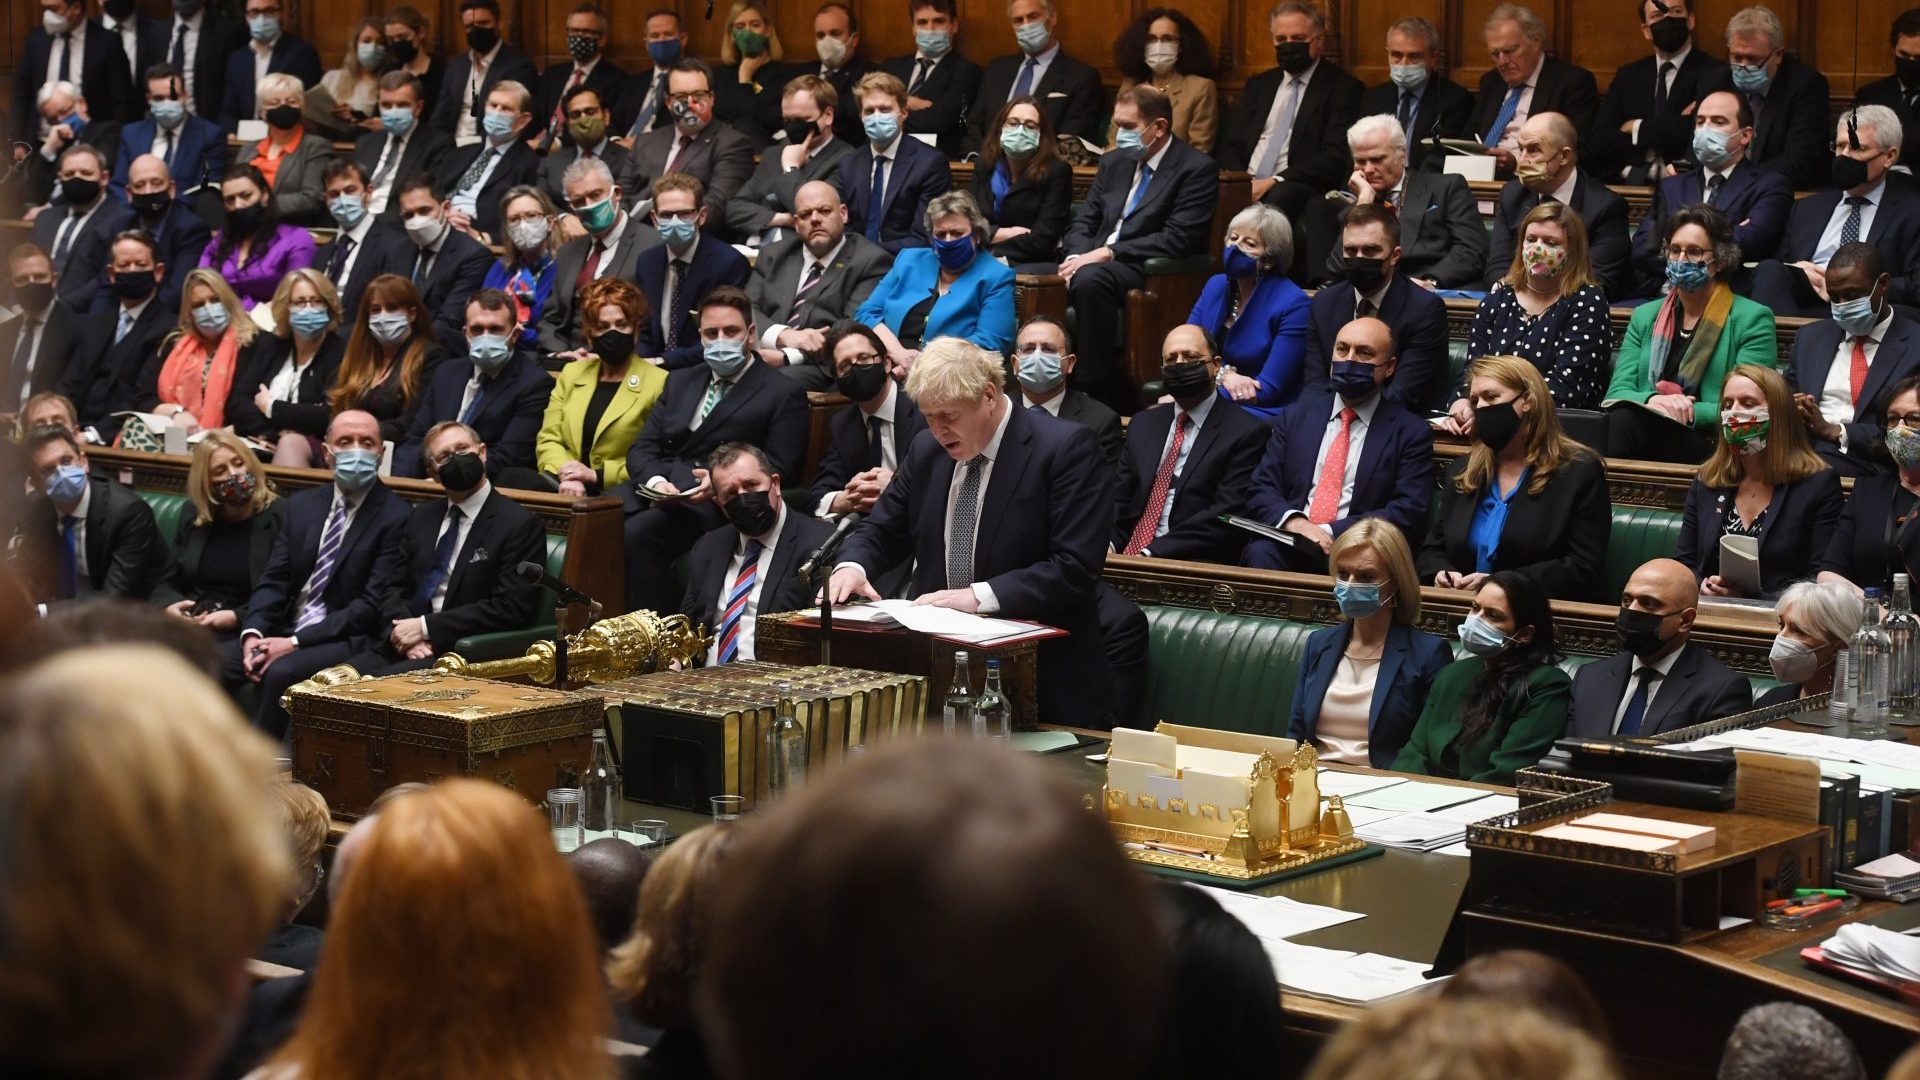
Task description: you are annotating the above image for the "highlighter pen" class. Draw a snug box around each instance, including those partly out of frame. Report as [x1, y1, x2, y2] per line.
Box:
[1782, 899, 1845, 918]
[1794, 888, 1849, 898]
[1766, 898, 1796, 910]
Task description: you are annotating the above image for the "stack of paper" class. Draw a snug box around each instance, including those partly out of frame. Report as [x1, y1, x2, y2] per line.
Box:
[1820, 923, 1920, 981]
[1837, 853, 1920, 901]
[799, 599, 1051, 644]
[1265, 940, 1444, 1005]
[1345, 781, 1487, 814]
[1353, 812, 1467, 851]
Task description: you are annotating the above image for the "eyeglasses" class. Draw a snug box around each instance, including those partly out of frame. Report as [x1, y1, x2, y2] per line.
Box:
[1664, 246, 1712, 260]
[842, 353, 882, 366]
[667, 91, 712, 106]
[1889, 414, 1920, 429]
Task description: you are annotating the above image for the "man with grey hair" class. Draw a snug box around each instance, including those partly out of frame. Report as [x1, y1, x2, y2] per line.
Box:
[1749, 105, 1920, 316]
[1716, 1003, 1867, 1080]
[1481, 110, 1633, 298]
[1588, 0, 1729, 183]
[1218, 1, 1364, 227]
[1467, 3, 1598, 173]
[829, 336, 1123, 726]
[537, 153, 661, 355]
[28, 142, 134, 313]
[1304, 112, 1485, 288]
[24, 82, 123, 209]
[1707, 4, 1833, 190]
[1357, 16, 1474, 173]
[964, 0, 1103, 151]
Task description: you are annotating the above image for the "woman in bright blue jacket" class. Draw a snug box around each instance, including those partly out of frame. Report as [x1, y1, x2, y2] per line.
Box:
[1288, 519, 1452, 768]
[1188, 202, 1310, 418]
[857, 190, 1017, 372]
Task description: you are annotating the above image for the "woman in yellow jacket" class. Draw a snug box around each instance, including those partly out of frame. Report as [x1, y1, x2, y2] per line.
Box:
[532, 278, 666, 497]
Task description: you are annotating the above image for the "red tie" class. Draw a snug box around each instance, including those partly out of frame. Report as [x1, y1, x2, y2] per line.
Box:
[547, 68, 585, 140]
[1851, 336, 1870, 404]
[1124, 412, 1188, 555]
[664, 134, 687, 176]
[576, 240, 604, 296]
[1308, 408, 1357, 526]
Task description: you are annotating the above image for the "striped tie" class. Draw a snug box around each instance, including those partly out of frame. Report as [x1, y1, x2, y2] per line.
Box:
[294, 497, 349, 631]
[715, 539, 764, 664]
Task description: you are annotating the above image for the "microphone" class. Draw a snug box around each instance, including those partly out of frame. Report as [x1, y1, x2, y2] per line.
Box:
[798, 512, 863, 581]
[514, 561, 593, 606]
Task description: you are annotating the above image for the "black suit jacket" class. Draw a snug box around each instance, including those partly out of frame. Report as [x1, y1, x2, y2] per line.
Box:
[353, 127, 455, 222]
[1856, 74, 1920, 168]
[1702, 54, 1832, 191]
[806, 386, 927, 513]
[1819, 471, 1920, 594]
[1114, 398, 1268, 562]
[434, 140, 539, 241]
[1049, 388, 1124, 473]
[224, 332, 345, 441]
[535, 58, 629, 147]
[312, 220, 416, 332]
[839, 404, 1116, 724]
[1313, 170, 1486, 289]
[58, 296, 171, 437]
[635, 234, 753, 369]
[24, 119, 123, 208]
[840, 136, 953, 254]
[141, 201, 213, 315]
[139, 13, 248, 127]
[392, 350, 551, 478]
[1469, 57, 1600, 148]
[967, 49, 1104, 151]
[1675, 470, 1845, 600]
[1064, 137, 1217, 264]
[747, 233, 892, 366]
[380, 486, 546, 652]
[151, 499, 286, 624]
[1567, 641, 1752, 737]
[1777, 179, 1920, 307]
[1219, 61, 1365, 194]
[1302, 275, 1452, 413]
[24, 476, 165, 600]
[428, 44, 540, 135]
[407, 228, 498, 352]
[1632, 160, 1793, 276]
[12, 22, 139, 138]
[244, 480, 410, 646]
[882, 51, 983, 158]
[535, 212, 661, 354]
[971, 156, 1073, 265]
[30, 198, 136, 314]
[1484, 170, 1634, 299]
[0, 300, 81, 407]
[1418, 451, 1611, 600]
[217, 32, 322, 129]
[1588, 48, 1729, 177]
[678, 506, 834, 648]
[765, 57, 875, 147]
[623, 359, 810, 509]
[1788, 312, 1920, 467]
[723, 135, 854, 239]
[1359, 76, 1475, 172]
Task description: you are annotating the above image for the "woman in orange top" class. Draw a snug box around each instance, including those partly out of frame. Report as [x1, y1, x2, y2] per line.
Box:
[246, 72, 328, 225]
[120, 270, 258, 449]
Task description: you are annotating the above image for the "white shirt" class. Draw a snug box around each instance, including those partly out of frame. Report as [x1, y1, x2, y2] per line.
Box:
[57, 481, 91, 581]
[1145, 393, 1216, 546]
[44, 21, 89, 99]
[450, 139, 511, 214]
[1543, 166, 1580, 207]
[1106, 137, 1171, 246]
[115, 294, 155, 333]
[366, 129, 414, 213]
[251, 37, 276, 89]
[1283, 394, 1381, 526]
[11, 304, 51, 410]
[1007, 41, 1060, 105]
[1247, 59, 1319, 177]
[1820, 306, 1894, 451]
[1490, 54, 1546, 152]
[333, 212, 376, 283]
[100, 14, 140, 82]
[1610, 640, 1685, 734]
[281, 485, 367, 639]
[815, 379, 899, 518]
[1026, 389, 1065, 415]
[1814, 177, 1887, 267]
[457, 42, 504, 141]
[421, 481, 491, 630]
[167, 11, 204, 112]
[267, 342, 316, 405]
[940, 397, 1012, 613]
[704, 501, 785, 665]
[762, 236, 847, 352]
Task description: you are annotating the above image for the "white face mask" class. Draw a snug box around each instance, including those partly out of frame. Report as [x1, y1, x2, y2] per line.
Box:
[1768, 634, 1823, 683]
[404, 212, 446, 249]
[1145, 42, 1179, 75]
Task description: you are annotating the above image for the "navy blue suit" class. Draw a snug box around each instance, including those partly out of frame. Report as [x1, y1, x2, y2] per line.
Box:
[312, 221, 416, 337]
[839, 403, 1118, 726]
[1289, 622, 1452, 768]
[634, 234, 752, 370]
[111, 114, 229, 198]
[1632, 161, 1792, 278]
[408, 228, 497, 356]
[428, 45, 540, 137]
[392, 350, 552, 479]
[1112, 399, 1269, 564]
[217, 33, 322, 130]
[139, 201, 212, 315]
[1749, 178, 1920, 314]
[30, 197, 135, 314]
[1243, 391, 1435, 572]
[806, 388, 926, 513]
[365, 486, 547, 664]
[1787, 312, 1920, 476]
[12, 21, 139, 138]
[1301, 276, 1451, 413]
[840, 136, 953, 254]
[1676, 470, 1844, 600]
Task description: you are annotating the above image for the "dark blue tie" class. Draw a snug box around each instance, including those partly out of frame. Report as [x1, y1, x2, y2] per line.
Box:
[57, 514, 79, 599]
[1122, 162, 1154, 221]
[460, 376, 488, 424]
[412, 504, 463, 614]
[1617, 667, 1657, 736]
[866, 156, 887, 241]
[867, 414, 884, 469]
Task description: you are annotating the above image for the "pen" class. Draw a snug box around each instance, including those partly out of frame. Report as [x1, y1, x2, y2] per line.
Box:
[1782, 899, 1844, 918]
[1766, 898, 1795, 910]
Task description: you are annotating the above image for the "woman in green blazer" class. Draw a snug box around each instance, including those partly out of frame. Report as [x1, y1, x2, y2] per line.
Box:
[532, 279, 667, 496]
[1605, 204, 1778, 463]
[1394, 569, 1570, 785]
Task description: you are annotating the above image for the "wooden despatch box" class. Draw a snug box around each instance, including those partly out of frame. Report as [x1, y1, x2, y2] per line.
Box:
[288, 670, 601, 816]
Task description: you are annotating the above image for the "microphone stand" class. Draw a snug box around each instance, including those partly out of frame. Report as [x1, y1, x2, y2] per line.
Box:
[800, 523, 860, 667]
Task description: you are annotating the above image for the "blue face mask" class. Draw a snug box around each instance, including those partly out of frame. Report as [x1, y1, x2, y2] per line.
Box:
[248, 14, 280, 42]
[45, 462, 88, 505]
[1016, 349, 1065, 393]
[1730, 62, 1770, 94]
[1833, 293, 1881, 336]
[380, 107, 416, 136]
[1334, 579, 1388, 619]
[1328, 360, 1379, 400]
[1458, 614, 1515, 657]
[1014, 19, 1050, 54]
[703, 336, 751, 379]
[357, 42, 386, 70]
[1389, 64, 1429, 91]
[1692, 126, 1735, 170]
[863, 111, 899, 145]
[288, 306, 331, 339]
[657, 215, 697, 249]
[482, 110, 516, 141]
[369, 311, 412, 345]
[59, 113, 84, 137]
[1223, 243, 1261, 279]
[1665, 258, 1712, 292]
[647, 39, 682, 66]
[328, 193, 367, 229]
[932, 233, 975, 272]
[468, 332, 512, 374]
[150, 99, 185, 129]
[1114, 126, 1145, 156]
[916, 29, 952, 57]
[331, 447, 380, 493]
[192, 301, 230, 334]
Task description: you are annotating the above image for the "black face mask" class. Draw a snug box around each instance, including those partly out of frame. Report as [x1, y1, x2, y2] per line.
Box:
[1346, 256, 1388, 294]
[784, 119, 817, 146]
[591, 329, 634, 362]
[130, 190, 171, 220]
[111, 269, 156, 301]
[723, 489, 777, 536]
[1474, 399, 1524, 452]
[1275, 41, 1313, 74]
[1648, 16, 1689, 53]
[60, 176, 101, 207]
[1161, 361, 1214, 398]
[837, 362, 889, 402]
[265, 104, 302, 130]
[437, 450, 485, 492]
[226, 202, 265, 235]
[466, 25, 499, 54]
[14, 281, 54, 313]
[1616, 607, 1674, 657]
[389, 37, 418, 63]
[103, 0, 136, 19]
[1833, 153, 1871, 190]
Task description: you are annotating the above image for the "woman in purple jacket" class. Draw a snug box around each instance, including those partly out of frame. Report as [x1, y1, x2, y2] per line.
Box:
[199, 163, 316, 310]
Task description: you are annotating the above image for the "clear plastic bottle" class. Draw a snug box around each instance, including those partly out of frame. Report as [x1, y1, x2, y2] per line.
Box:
[943, 651, 973, 735]
[767, 680, 807, 798]
[1852, 589, 1891, 739]
[582, 731, 619, 833]
[975, 659, 1010, 743]
[1889, 574, 1919, 726]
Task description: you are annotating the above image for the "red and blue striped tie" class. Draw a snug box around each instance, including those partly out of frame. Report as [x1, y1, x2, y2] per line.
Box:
[715, 539, 764, 664]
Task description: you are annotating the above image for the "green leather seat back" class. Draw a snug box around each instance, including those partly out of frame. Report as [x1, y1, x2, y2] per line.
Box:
[1448, 339, 1471, 387]
[526, 532, 567, 615]
[137, 491, 194, 553]
[1606, 506, 1684, 598]
[1140, 606, 1319, 737]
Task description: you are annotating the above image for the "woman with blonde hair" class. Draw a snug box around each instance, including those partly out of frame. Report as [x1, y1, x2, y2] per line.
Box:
[244, 72, 330, 225]
[121, 269, 257, 448]
[265, 779, 614, 1080]
[328, 272, 445, 446]
[228, 268, 346, 466]
[155, 431, 284, 661]
[1305, 994, 1620, 1080]
[259, 781, 331, 971]
[607, 826, 734, 1080]
[1418, 355, 1611, 600]
[316, 16, 390, 137]
[1676, 364, 1842, 600]
[1289, 519, 1451, 767]
[714, 0, 785, 143]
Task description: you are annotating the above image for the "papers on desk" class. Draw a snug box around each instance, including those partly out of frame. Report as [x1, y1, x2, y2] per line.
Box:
[1316, 771, 1408, 798]
[1345, 780, 1488, 814]
[1426, 794, 1520, 823]
[1266, 940, 1444, 1005]
[803, 599, 1057, 645]
[1820, 923, 1920, 982]
[1353, 812, 1468, 851]
[1674, 727, 1920, 791]
[1190, 884, 1364, 941]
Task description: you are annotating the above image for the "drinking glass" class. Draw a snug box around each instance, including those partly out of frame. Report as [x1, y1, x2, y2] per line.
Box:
[710, 795, 745, 821]
[547, 788, 583, 852]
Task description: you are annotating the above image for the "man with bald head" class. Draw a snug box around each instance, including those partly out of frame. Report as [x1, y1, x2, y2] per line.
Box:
[1483, 110, 1633, 298]
[1244, 316, 1435, 573]
[1568, 557, 1753, 737]
[568, 837, 652, 953]
[746, 178, 893, 389]
[121, 153, 210, 311]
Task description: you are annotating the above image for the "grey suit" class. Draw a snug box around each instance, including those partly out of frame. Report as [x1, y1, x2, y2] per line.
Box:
[747, 233, 892, 389]
[537, 139, 632, 210]
[535, 212, 663, 354]
[614, 121, 756, 222]
[723, 136, 855, 240]
[252, 134, 336, 227]
[1318, 171, 1488, 289]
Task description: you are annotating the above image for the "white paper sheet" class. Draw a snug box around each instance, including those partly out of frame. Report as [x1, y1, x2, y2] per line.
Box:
[1316, 770, 1408, 798]
[1346, 781, 1486, 813]
[1189, 884, 1364, 942]
[1353, 812, 1466, 849]
[1823, 923, 1920, 981]
[1269, 941, 1443, 1004]
[800, 598, 1048, 644]
[1424, 794, 1520, 824]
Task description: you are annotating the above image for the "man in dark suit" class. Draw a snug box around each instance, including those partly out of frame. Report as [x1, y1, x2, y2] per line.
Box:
[112, 64, 226, 199]
[841, 71, 951, 254]
[622, 287, 811, 612]
[11, 0, 138, 143]
[1788, 243, 1920, 476]
[428, 0, 538, 145]
[1468, 3, 1599, 174]
[769, 3, 875, 148]
[1630, 89, 1792, 285]
[883, 0, 982, 159]
[138, 0, 247, 121]
[394, 289, 551, 479]
[1061, 85, 1219, 412]
[533, 3, 627, 153]
[2, 245, 80, 418]
[21, 83, 123, 210]
[828, 337, 1119, 727]
[1856, 9, 1920, 166]
[1011, 315, 1122, 472]
[1114, 325, 1268, 564]
[215, 0, 321, 130]
[1218, 1, 1365, 227]
[394, 173, 497, 354]
[1749, 106, 1920, 316]
[1304, 205, 1452, 413]
[437, 80, 539, 244]
[1702, 7, 1831, 191]
[535, 156, 660, 355]
[964, 0, 1103, 151]
[679, 441, 834, 664]
[30, 144, 133, 315]
[1482, 112, 1634, 299]
[724, 74, 855, 245]
[1306, 115, 1486, 289]
[57, 230, 168, 441]
[637, 175, 753, 370]
[355, 72, 453, 221]
[1244, 317, 1436, 573]
[94, 2, 155, 126]
[120, 154, 209, 315]
[748, 181, 892, 389]
[1359, 16, 1474, 173]
[21, 424, 163, 603]
[808, 323, 927, 519]
[314, 158, 413, 332]
[360, 420, 546, 674]
[613, 9, 690, 141]
[1587, 0, 1729, 182]
[536, 85, 631, 212]
[614, 59, 756, 223]
[1569, 558, 1752, 737]
[240, 410, 411, 738]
